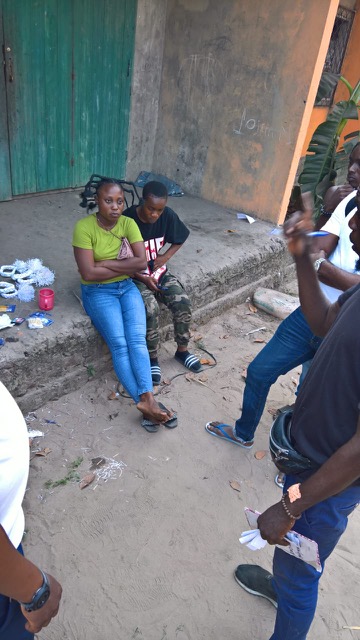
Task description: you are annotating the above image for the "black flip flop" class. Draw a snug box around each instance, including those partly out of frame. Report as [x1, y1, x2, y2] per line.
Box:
[141, 417, 160, 433]
[158, 402, 178, 429]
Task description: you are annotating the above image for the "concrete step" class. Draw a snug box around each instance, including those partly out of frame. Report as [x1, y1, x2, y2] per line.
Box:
[0, 190, 293, 411]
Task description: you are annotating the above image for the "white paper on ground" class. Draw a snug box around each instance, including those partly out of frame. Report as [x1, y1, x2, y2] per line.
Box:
[237, 212, 256, 224]
[0, 314, 12, 329]
[241, 507, 321, 572]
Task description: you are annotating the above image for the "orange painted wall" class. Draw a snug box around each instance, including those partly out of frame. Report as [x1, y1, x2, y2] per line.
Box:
[154, 0, 338, 223]
[301, 0, 360, 156]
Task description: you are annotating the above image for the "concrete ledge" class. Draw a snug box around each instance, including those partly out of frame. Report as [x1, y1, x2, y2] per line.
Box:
[0, 190, 293, 411]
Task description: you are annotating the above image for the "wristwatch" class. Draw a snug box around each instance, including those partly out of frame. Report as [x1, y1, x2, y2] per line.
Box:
[314, 257, 326, 272]
[20, 571, 50, 612]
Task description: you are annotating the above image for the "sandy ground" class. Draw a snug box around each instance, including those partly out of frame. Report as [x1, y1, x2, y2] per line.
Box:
[23, 301, 360, 640]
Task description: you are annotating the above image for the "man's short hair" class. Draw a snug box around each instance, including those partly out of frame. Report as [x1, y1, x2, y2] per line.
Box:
[142, 181, 168, 200]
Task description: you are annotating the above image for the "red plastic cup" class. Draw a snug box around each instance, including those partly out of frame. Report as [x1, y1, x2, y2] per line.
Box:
[38, 288, 54, 311]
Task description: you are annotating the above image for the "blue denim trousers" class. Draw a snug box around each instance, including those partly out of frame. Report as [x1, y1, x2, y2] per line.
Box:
[81, 279, 152, 402]
[270, 475, 360, 640]
[235, 307, 322, 441]
[0, 545, 33, 640]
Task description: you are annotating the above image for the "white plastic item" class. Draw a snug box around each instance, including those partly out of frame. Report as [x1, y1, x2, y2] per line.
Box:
[252, 288, 300, 320]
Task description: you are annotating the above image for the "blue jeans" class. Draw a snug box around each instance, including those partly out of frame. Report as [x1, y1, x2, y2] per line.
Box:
[81, 279, 153, 402]
[235, 307, 322, 441]
[0, 545, 33, 639]
[270, 475, 360, 639]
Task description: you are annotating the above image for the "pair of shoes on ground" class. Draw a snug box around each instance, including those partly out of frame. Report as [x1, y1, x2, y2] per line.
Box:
[141, 402, 178, 432]
[234, 565, 277, 608]
[150, 350, 203, 385]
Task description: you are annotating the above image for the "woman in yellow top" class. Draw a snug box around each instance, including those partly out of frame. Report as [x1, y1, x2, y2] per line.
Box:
[72, 178, 173, 429]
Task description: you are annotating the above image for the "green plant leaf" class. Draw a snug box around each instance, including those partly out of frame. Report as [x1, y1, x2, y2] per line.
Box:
[315, 71, 340, 103]
[294, 78, 360, 218]
[299, 100, 359, 196]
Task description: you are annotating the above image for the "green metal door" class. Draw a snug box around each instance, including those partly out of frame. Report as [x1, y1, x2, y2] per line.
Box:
[0, 0, 136, 199]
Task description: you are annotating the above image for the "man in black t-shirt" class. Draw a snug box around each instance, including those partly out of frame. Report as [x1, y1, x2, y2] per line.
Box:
[234, 191, 360, 639]
[124, 181, 202, 386]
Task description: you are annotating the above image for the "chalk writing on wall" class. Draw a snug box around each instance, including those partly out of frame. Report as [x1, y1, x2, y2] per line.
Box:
[178, 53, 224, 111]
[233, 108, 291, 145]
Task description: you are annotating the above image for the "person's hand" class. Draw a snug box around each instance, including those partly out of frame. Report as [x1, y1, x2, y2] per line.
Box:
[310, 249, 326, 262]
[21, 574, 62, 634]
[144, 276, 160, 292]
[153, 255, 167, 270]
[284, 197, 314, 257]
[257, 502, 293, 546]
[323, 183, 354, 213]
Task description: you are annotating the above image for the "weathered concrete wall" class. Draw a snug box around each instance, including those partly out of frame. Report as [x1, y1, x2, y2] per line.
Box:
[126, 0, 168, 181]
[152, 0, 338, 222]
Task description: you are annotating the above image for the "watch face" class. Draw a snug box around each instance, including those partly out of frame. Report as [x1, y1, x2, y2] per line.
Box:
[23, 577, 50, 612]
[36, 588, 50, 609]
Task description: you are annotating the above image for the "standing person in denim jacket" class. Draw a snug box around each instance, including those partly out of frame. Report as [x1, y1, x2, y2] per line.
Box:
[124, 181, 202, 385]
[72, 178, 174, 430]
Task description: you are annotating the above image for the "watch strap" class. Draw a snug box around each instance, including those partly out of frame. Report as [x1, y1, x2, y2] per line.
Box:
[314, 257, 326, 272]
[20, 570, 50, 612]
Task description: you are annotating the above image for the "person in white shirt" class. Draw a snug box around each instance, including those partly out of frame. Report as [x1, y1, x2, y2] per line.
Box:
[205, 143, 360, 453]
[0, 381, 62, 639]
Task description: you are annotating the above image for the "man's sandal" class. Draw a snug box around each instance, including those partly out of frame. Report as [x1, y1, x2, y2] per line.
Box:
[174, 350, 202, 373]
[205, 422, 254, 449]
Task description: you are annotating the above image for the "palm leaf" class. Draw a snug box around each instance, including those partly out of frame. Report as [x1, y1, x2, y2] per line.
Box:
[334, 132, 360, 183]
[299, 100, 358, 194]
[315, 71, 341, 103]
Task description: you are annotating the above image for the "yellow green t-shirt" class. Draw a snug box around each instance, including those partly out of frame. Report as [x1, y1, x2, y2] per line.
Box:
[72, 213, 143, 284]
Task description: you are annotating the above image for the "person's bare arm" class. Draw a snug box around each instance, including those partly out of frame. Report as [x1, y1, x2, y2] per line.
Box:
[284, 210, 340, 336]
[74, 241, 147, 281]
[316, 260, 360, 291]
[153, 244, 183, 270]
[311, 232, 338, 256]
[323, 184, 354, 213]
[258, 413, 360, 545]
[311, 229, 360, 292]
[0, 525, 62, 633]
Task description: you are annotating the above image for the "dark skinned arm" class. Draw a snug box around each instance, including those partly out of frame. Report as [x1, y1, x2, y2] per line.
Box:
[258, 413, 360, 545]
[323, 184, 354, 212]
[257, 204, 355, 545]
[311, 225, 360, 293]
[285, 210, 340, 336]
[316, 260, 360, 291]
[153, 244, 183, 270]
[74, 241, 147, 282]
[0, 525, 62, 633]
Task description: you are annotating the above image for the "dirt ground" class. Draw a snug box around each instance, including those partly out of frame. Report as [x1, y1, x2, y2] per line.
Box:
[23, 301, 360, 640]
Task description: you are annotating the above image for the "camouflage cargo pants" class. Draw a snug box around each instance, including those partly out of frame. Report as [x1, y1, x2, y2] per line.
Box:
[134, 272, 192, 358]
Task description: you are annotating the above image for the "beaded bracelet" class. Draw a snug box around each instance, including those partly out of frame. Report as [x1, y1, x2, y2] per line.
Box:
[281, 494, 302, 521]
[319, 204, 332, 216]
